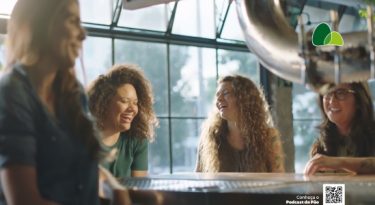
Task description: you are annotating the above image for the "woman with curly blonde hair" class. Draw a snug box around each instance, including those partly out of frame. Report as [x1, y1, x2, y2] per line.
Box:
[195, 75, 284, 172]
[88, 64, 158, 178]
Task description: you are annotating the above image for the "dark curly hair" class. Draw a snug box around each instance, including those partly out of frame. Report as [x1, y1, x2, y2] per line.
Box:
[197, 75, 284, 172]
[311, 82, 375, 157]
[88, 64, 158, 141]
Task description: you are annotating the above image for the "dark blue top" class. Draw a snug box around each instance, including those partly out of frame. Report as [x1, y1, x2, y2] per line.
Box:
[0, 65, 99, 205]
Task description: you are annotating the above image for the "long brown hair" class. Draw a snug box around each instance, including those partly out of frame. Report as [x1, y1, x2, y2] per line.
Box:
[6, 0, 101, 159]
[198, 75, 283, 172]
[88, 64, 158, 141]
[311, 82, 375, 157]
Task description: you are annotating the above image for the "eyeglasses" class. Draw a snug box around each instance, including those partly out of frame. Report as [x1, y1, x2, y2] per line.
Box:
[323, 88, 355, 101]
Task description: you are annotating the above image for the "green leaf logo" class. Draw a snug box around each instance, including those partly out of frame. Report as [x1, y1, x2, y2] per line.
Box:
[312, 23, 344, 46]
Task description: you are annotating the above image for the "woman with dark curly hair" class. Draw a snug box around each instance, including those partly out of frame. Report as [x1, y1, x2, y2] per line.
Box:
[195, 75, 285, 172]
[88, 64, 158, 178]
[304, 82, 375, 175]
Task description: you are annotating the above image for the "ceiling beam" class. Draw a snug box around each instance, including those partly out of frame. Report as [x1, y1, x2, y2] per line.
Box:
[83, 23, 249, 52]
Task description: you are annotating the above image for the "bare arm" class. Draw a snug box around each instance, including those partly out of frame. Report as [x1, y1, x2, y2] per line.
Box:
[99, 165, 131, 205]
[304, 154, 375, 175]
[131, 170, 147, 177]
[194, 141, 203, 172]
[357, 158, 375, 174]
[270, 135, 285, 172]
[0, 165, 59, 205]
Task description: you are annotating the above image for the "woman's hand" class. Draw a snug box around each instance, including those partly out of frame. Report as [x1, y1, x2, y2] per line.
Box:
[304, 154, 375, 175]
[98, 165, 131, 205]
[304, 154, 349, 175]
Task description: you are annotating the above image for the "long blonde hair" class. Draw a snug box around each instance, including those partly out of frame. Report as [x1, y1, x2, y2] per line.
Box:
[198, 75, 281, 172]
[6, 0, 100, 159]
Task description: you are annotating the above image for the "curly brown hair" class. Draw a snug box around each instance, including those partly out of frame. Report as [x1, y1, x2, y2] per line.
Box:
[196, 75, 284, 172]
[88, 64, 158, 141]
[311, 82, 375, 157]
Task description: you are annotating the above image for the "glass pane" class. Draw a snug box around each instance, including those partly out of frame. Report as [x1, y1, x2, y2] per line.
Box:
[149, 119, 170, 175]
[0, 34, 5, 71]
[339, 13, 366, 33]
[298, 5, 332, 32]
[0, 0, 16, 15]
[80, 0, 112, 24]
[220, 2, 245, 41]
[170, 45, 216, 117]
[172, 0, 215, 38]
[171, 119, 202, 173]
[218, 50, 259, 85]
[76, 37, 112, 86]
[118, 3, 174, 31]
[293, 120, 320, 173]
[368, 80, 375, 108]
[214, 0, 226, 27]
[292, 83, 321, 120]
[114, 39, 168, 116]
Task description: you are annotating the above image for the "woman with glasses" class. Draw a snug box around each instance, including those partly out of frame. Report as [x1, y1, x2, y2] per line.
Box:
[304, 82, 375, 175]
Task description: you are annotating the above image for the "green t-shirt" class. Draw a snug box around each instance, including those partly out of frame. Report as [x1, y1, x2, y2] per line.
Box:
[102, 133, 148, 179]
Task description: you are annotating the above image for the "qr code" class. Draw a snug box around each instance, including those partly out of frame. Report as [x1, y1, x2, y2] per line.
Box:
[323, 184, 345, 205]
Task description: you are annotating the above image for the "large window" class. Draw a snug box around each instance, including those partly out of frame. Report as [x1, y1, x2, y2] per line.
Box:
[0, 0, 260, 175]
[171, 119, 203, 173]
[0, 35, 5, 71]
[368, 80, 375, 113]
[76, 37, 112, 85]
[149, 119, 170, 174]
[118, 3, 174, 31]
[114, 40, 168, 116]
[292, 83, 321, 173]
[172, 0, 215, 38]
[0, 0, 16, 15]
[79, 36, 259, 174]
[170, 45, 216, 118]
[218, 49, 259, 84]
[80, 0, 113, 25]
[220, 1, 245, 41]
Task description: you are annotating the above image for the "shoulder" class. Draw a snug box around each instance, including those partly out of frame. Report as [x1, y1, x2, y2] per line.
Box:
[120, 133, 148, 146]
[0, 66, 30, 98]
[265, 128, 282, 148]
[0, 66, 36, 112]
[268, 127, 280, 138]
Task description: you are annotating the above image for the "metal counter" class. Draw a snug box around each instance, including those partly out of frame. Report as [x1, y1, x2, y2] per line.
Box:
[122, 173, 375, 205]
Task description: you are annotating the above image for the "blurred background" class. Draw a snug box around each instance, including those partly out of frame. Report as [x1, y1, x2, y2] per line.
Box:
[0, 0, 374, 174]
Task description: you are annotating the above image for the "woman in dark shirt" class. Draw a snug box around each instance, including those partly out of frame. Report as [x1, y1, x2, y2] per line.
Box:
[304, 82, 375, 175]
[0, 0, 102, 204]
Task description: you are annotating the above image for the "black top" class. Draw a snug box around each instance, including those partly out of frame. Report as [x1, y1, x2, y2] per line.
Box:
[0, 65, 99, 205]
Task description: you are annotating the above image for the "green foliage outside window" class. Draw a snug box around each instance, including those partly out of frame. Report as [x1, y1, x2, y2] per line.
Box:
[359, 0, 375, 19]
